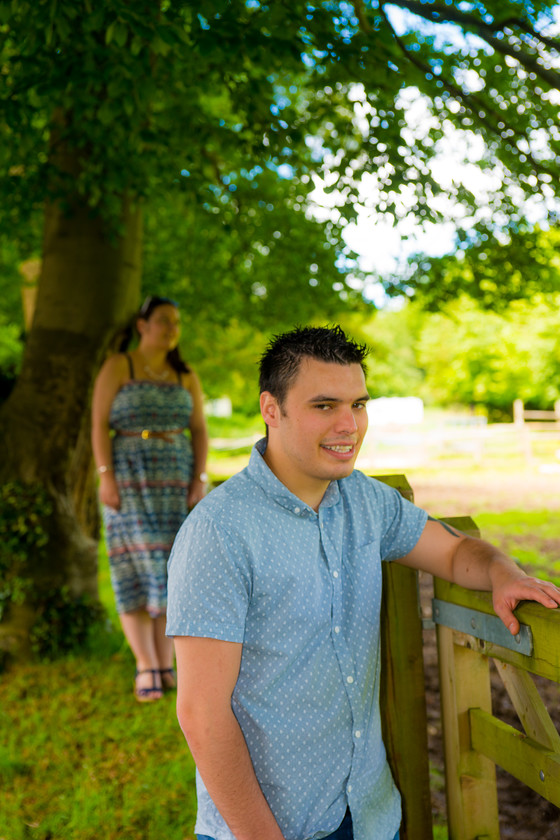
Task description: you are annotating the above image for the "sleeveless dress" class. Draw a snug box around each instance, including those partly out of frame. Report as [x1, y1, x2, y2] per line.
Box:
[102, 361, 194, 616]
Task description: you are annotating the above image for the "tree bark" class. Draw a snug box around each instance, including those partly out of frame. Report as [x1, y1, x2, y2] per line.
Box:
[0, 145, 142, 661]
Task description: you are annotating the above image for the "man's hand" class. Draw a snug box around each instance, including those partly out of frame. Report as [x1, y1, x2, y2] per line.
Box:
[398, 518, 560, 634]
[174, 636, 286, 840]
[490, 568, 560, 635]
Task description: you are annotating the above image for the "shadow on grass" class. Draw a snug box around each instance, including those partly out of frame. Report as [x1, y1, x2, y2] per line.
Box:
[0, 543, 198, 840]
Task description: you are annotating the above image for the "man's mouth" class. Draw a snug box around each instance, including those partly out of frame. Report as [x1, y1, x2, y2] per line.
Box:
[322, 444, 354, 453]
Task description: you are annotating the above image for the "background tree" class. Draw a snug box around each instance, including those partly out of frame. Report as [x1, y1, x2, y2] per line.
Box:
[2, 0, 560, 662]
[386, 223, 560, 310]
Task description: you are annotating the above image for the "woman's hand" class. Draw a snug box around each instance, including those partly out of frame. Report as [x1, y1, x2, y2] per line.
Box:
[99, 473, 121, 510]
[187, 477, 207, 509]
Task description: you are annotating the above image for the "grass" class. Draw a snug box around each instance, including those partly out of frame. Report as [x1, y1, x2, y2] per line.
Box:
[0, 544, 198, 840]
[0, 657, 197, 840]
[2, 421, 560, 839]
[475, 510, 560, 582]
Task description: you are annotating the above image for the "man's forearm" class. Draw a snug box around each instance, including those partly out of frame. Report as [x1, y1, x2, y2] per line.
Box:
[451, 535, 560, 634]
[400, 519, 560, 634]
[180, 704, 285, 840]
[450, 536, 525, 592]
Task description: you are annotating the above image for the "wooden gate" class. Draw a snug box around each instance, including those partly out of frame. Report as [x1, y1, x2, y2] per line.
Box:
[378, 475, 560, 840]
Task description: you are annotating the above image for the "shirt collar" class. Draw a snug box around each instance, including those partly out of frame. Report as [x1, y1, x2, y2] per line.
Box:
[248, 438, 341, 516]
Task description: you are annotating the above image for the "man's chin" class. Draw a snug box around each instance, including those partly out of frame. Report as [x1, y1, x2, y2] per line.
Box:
[324, 460, 357, 480]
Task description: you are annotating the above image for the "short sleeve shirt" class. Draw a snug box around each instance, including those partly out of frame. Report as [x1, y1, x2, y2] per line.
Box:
[167, 439, 427, 840]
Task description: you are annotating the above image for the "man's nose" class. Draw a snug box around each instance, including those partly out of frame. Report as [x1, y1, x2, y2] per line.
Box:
[335, 407, 358, 434]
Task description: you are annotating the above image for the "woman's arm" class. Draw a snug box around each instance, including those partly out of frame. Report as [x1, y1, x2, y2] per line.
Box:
[184, 370, 209, 508]
[91, 354, 128, 510]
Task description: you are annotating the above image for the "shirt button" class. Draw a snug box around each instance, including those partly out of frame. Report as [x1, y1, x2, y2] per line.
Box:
[346, 676, 354, 684]
[334, 626, 341, 634]
[347, 785, 353, 793]
[294, 507, 301, 514]
[333, 571, 339, 579]
[355, 730, 362, 738]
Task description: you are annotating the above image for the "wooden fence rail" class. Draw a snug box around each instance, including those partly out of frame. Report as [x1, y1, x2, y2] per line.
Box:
[378, 475, 560, 840]
[434, 572, 560, 839]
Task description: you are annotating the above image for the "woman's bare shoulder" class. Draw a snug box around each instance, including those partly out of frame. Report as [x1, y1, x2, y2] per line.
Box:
[179, 368, 201, 391]
[99, 352, 131, 382]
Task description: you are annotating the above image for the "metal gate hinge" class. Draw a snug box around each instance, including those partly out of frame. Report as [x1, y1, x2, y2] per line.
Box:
[432, 598, 533, 656]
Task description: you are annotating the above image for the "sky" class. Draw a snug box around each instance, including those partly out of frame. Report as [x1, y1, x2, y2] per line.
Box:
[309, 123, 500, 306]
[308, 3, 560, 307]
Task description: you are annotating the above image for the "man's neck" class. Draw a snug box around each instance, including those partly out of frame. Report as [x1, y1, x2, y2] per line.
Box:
[262, 446, 329, 512]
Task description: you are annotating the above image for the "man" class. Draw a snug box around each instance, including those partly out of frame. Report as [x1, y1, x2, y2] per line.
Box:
[166, 325, 560, 840]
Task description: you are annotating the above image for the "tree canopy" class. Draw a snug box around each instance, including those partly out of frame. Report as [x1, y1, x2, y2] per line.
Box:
[3, 0, 560, 661]
[3, 0, 560, 318]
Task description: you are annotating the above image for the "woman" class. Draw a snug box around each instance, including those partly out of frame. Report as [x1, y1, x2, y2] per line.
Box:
[92, 295, 209, 702]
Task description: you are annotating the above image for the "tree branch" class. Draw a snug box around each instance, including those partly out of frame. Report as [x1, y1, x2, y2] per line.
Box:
[352, 0, 373, 34]
[374, 3, 559, 182]
[392, 0, 560, 91]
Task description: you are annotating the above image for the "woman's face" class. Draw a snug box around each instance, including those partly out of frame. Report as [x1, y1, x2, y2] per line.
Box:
[138, 304, 181, 352]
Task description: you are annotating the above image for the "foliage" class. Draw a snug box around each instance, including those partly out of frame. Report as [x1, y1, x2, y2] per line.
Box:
[319, 295, 560, 418]
[0, 482, 104, 660]
[4, 0, 560, 311]
[29, 587, 106, 660]
[0, 482, 52, 621]
[416, 294, 560, 416]
[338, 306, 426, 399]
[143, 168, 365, 332]
[394, 223, 560, 310]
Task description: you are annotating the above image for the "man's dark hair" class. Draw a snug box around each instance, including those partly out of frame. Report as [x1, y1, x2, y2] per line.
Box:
[259, 325, 369, 407]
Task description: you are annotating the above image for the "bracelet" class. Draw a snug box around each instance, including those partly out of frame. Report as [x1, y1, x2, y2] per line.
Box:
[97, 465, 113, 475]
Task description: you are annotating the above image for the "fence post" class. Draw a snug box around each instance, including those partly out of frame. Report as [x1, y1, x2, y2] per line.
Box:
[513, 398, 524, 426]
[378, 474, 433, 840]
[435, 517, 500, 840]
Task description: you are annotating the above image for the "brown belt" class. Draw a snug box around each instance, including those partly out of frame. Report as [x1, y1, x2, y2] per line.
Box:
[115, 428, 185, 443]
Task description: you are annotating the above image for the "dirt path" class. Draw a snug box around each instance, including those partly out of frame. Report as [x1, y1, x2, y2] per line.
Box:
[412, 474, 560, 838]
[412, 472, 560, 517]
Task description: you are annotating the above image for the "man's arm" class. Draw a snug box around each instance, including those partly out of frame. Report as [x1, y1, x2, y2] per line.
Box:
[174, 636, 285, 840]
[397, 517, 560, 635]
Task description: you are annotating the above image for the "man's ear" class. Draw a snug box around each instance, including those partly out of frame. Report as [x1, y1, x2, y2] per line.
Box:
[260, 391, 280, 428]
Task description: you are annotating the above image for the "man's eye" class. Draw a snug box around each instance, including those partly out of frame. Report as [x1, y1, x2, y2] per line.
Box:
[354, 403, 367, 410]
[315, 404, 332, 410]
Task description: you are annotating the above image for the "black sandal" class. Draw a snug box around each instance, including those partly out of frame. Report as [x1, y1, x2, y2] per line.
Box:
[134, 669, 163, 702]
[160, 668, 177, 691]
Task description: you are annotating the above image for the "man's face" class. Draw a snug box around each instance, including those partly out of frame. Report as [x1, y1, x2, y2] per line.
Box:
[260, 358, 369, 506]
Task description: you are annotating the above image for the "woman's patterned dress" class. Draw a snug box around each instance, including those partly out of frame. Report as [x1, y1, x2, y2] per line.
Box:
[103, 378, 193, 615]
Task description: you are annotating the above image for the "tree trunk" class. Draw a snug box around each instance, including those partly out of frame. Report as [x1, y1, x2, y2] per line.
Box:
[0, 165, 142, 662]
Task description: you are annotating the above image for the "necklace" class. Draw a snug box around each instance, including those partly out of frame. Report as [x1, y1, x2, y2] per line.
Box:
[144, 364, 170, 381]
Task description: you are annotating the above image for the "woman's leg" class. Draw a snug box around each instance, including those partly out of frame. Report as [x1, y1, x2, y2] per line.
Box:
[120, 609, 163, 699]
[153, 613, 176, 688]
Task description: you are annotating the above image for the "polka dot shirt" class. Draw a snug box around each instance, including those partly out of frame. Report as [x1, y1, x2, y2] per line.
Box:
[167, 439, 427, 840]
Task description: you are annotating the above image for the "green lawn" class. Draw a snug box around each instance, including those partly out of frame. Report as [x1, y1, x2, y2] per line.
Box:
[475, 510, 560, 582]
[1, 447, 559, 838]
[0, 544, 198, 840]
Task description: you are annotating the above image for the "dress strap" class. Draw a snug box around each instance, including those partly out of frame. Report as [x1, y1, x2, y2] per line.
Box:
[125, 353, 135, 379]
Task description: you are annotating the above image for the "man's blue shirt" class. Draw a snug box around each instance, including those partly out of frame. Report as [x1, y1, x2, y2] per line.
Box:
[167, 440, 427, 840]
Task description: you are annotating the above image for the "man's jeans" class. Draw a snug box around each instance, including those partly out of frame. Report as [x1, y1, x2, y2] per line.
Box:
[196, 808, 400, 840]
